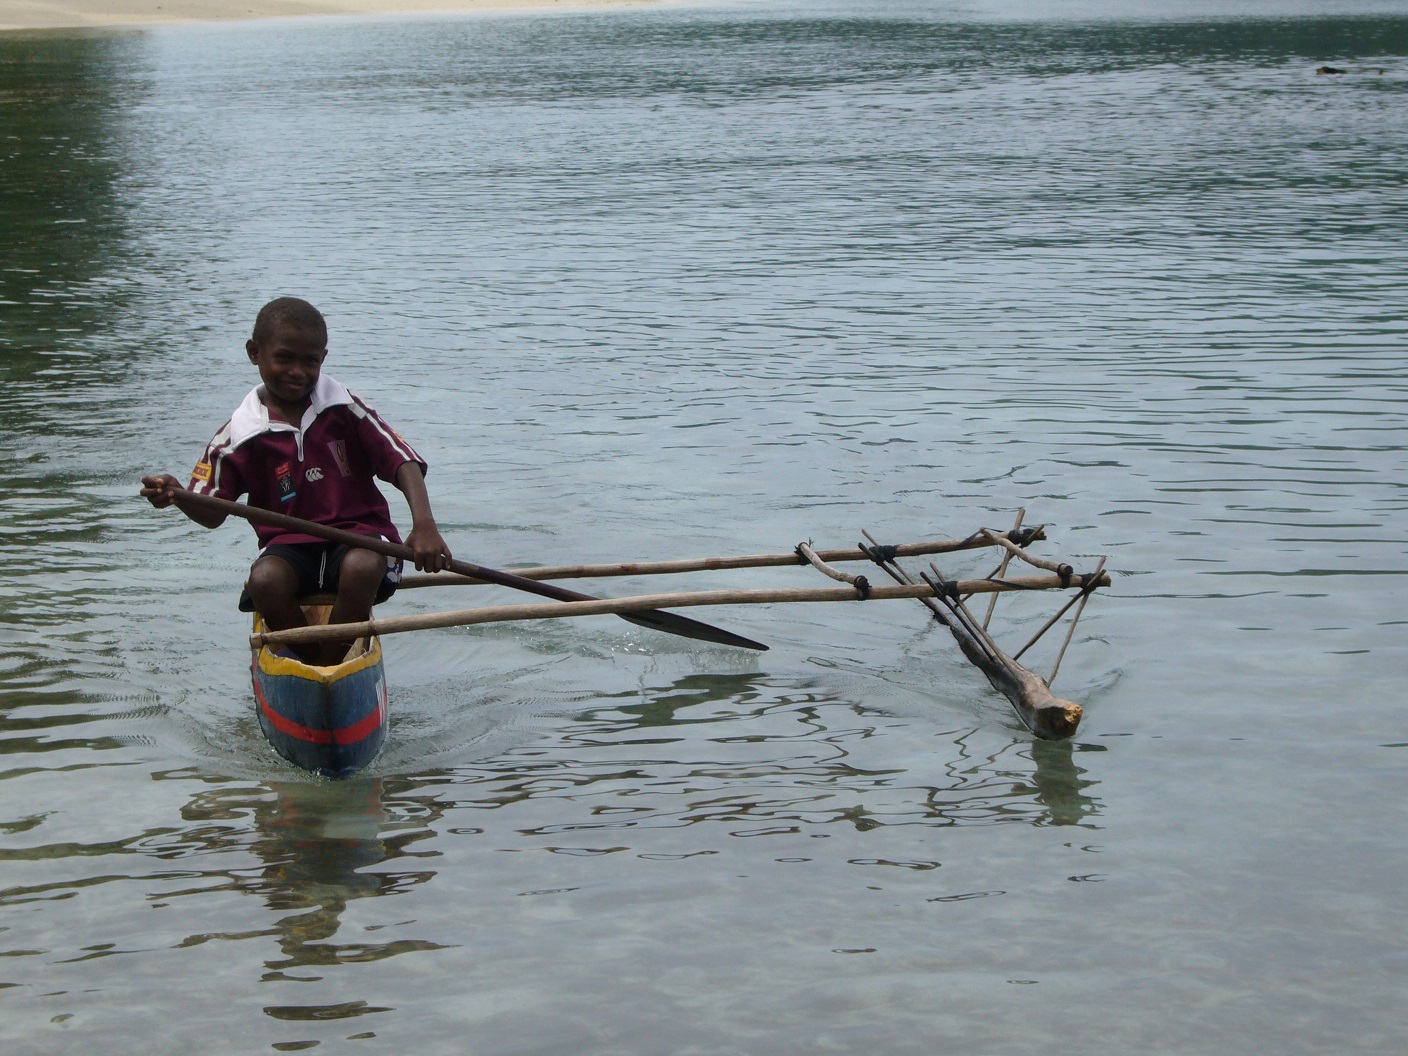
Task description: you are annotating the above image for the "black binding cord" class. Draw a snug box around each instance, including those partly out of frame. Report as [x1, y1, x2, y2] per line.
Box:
[861, 542, 898, 564]
[920, 569, 960, 601]
[854, 575, 871, 600]
[1011, 526, 1044, 548]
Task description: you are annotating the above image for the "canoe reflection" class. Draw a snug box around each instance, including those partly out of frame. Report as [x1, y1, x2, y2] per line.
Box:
[171, 775, 454, 983]
[251, 778, 452, 978]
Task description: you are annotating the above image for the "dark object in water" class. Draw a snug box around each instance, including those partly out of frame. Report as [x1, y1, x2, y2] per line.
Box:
[1316, 66, 1345, 75]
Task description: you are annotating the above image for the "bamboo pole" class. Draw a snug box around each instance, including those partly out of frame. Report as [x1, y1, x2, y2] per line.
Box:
[1046, 556, 1108, 684]
[396, 530, 1048, 589]
[250, 572, 1109, 649]
[981, 509, 1025, 629]
[1012, 555, 1108, 664]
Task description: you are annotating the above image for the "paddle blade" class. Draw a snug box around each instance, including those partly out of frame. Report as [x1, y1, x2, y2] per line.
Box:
[621, 610, 768, 651]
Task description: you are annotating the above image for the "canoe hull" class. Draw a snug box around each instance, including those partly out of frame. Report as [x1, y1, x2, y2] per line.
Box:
[251, 613, 388, 778]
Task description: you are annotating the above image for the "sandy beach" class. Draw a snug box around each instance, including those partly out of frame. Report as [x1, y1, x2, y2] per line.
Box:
[0, 0, 652, 32]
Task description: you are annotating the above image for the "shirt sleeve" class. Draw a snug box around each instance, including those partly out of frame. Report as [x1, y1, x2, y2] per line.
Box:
[347, 391, 428, 483]
[188, 421, 247, 501]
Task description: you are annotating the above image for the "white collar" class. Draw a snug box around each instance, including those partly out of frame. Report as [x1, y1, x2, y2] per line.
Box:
[227, 374, 354, 449]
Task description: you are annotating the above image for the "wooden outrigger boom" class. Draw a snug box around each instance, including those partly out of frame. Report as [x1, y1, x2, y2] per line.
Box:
[394, 529, 1049, 589]
[251, 514, 1111, 741]
[248, 571, 1105, 644]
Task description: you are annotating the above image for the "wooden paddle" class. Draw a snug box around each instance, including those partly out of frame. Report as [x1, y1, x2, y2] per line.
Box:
[164, 486, 768, 652]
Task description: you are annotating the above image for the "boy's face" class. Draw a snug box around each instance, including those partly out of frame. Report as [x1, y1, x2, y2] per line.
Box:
[246, 323, 328, 410]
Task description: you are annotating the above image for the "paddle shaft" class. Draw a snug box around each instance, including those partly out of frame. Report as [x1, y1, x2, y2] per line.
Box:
[164, 487, 767, 651]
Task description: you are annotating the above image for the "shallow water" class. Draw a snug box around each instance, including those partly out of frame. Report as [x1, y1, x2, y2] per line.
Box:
[2, 2, 1406, 1053]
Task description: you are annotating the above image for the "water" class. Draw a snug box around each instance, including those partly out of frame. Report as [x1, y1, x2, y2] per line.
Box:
[2, 2, 1406, 1052]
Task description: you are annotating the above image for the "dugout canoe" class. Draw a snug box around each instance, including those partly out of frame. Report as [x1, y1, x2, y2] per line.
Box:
[251, 605, 388, 778]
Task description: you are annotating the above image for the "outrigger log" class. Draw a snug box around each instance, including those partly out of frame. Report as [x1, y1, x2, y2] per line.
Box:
[251, 510, 1111, 740]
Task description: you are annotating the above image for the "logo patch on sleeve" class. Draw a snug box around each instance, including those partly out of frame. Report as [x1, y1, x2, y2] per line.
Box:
[192, 462, 212, 483]
[326, 439, 352, 478]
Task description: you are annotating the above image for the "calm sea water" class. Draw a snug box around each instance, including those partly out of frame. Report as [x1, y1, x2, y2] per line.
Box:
[2, 2, 1406, 1052]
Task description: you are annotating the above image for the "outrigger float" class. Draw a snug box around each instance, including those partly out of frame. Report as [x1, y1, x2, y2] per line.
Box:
[167, 490, 1111, 777]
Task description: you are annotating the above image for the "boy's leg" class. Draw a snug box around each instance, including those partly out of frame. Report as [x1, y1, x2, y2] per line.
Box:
[316, 547, 386, 665]
[328, 547, 385, 627]
[247, 545, 327, 664]
[246, 553, 308, 635]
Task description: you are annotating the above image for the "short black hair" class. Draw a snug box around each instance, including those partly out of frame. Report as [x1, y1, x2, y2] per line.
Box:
[252, 297, 327, 345]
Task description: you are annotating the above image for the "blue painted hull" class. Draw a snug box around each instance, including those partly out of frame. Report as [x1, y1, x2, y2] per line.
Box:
[251, 613, 388, 778]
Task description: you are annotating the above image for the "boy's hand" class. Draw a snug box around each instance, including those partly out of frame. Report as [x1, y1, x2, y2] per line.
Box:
[406, 526, 452, 573]
[141, 474, 182, 509]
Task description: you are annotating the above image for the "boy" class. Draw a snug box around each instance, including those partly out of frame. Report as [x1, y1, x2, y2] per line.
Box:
[142, 297, 451, 665]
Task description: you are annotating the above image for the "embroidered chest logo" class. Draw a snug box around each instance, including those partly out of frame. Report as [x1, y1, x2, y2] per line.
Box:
[305, 467, 325, 483]
[326, 440, 353, 478]
[274, 461, 297, 503]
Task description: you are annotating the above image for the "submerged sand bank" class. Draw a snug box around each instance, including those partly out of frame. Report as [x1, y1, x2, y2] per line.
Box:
[1, 0, 653, 32]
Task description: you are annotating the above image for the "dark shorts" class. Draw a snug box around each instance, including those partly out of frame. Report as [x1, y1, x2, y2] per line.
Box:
[238, 542, 403, 612]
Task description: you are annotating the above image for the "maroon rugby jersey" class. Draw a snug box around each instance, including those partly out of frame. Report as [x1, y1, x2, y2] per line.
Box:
[187, 376, 426, 548]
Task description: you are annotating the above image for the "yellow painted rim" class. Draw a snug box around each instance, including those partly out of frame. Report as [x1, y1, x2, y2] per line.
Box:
[252, 612, 383, 685]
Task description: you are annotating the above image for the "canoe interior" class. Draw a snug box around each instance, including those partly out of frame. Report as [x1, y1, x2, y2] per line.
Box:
[250, 603, 388, 779]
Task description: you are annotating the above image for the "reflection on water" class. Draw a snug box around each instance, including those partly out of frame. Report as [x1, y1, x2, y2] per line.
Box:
[1028, 739, 1101, 827]
[166, 777, 453, 986]
[0, 694, 1100, 1046]
[456, 672, 1103, 844]
[0, 36, 136, 383]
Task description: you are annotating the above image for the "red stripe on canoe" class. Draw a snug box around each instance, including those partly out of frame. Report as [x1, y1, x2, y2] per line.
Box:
[252, 665, 386, 746]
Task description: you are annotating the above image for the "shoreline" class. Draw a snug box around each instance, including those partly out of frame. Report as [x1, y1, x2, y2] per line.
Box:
[0, 0, 656, 33]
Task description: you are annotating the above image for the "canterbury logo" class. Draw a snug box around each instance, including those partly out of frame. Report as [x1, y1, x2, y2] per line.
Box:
[305, 467, 325, 482]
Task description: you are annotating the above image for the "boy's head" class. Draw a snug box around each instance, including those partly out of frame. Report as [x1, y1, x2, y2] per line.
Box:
[251, 297, 326, 347]
[247, 298, 329, 411]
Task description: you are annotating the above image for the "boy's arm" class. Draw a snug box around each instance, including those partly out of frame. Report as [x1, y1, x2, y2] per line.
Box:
[395, 462, 452, 572]
[140, 474, 228, 529]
